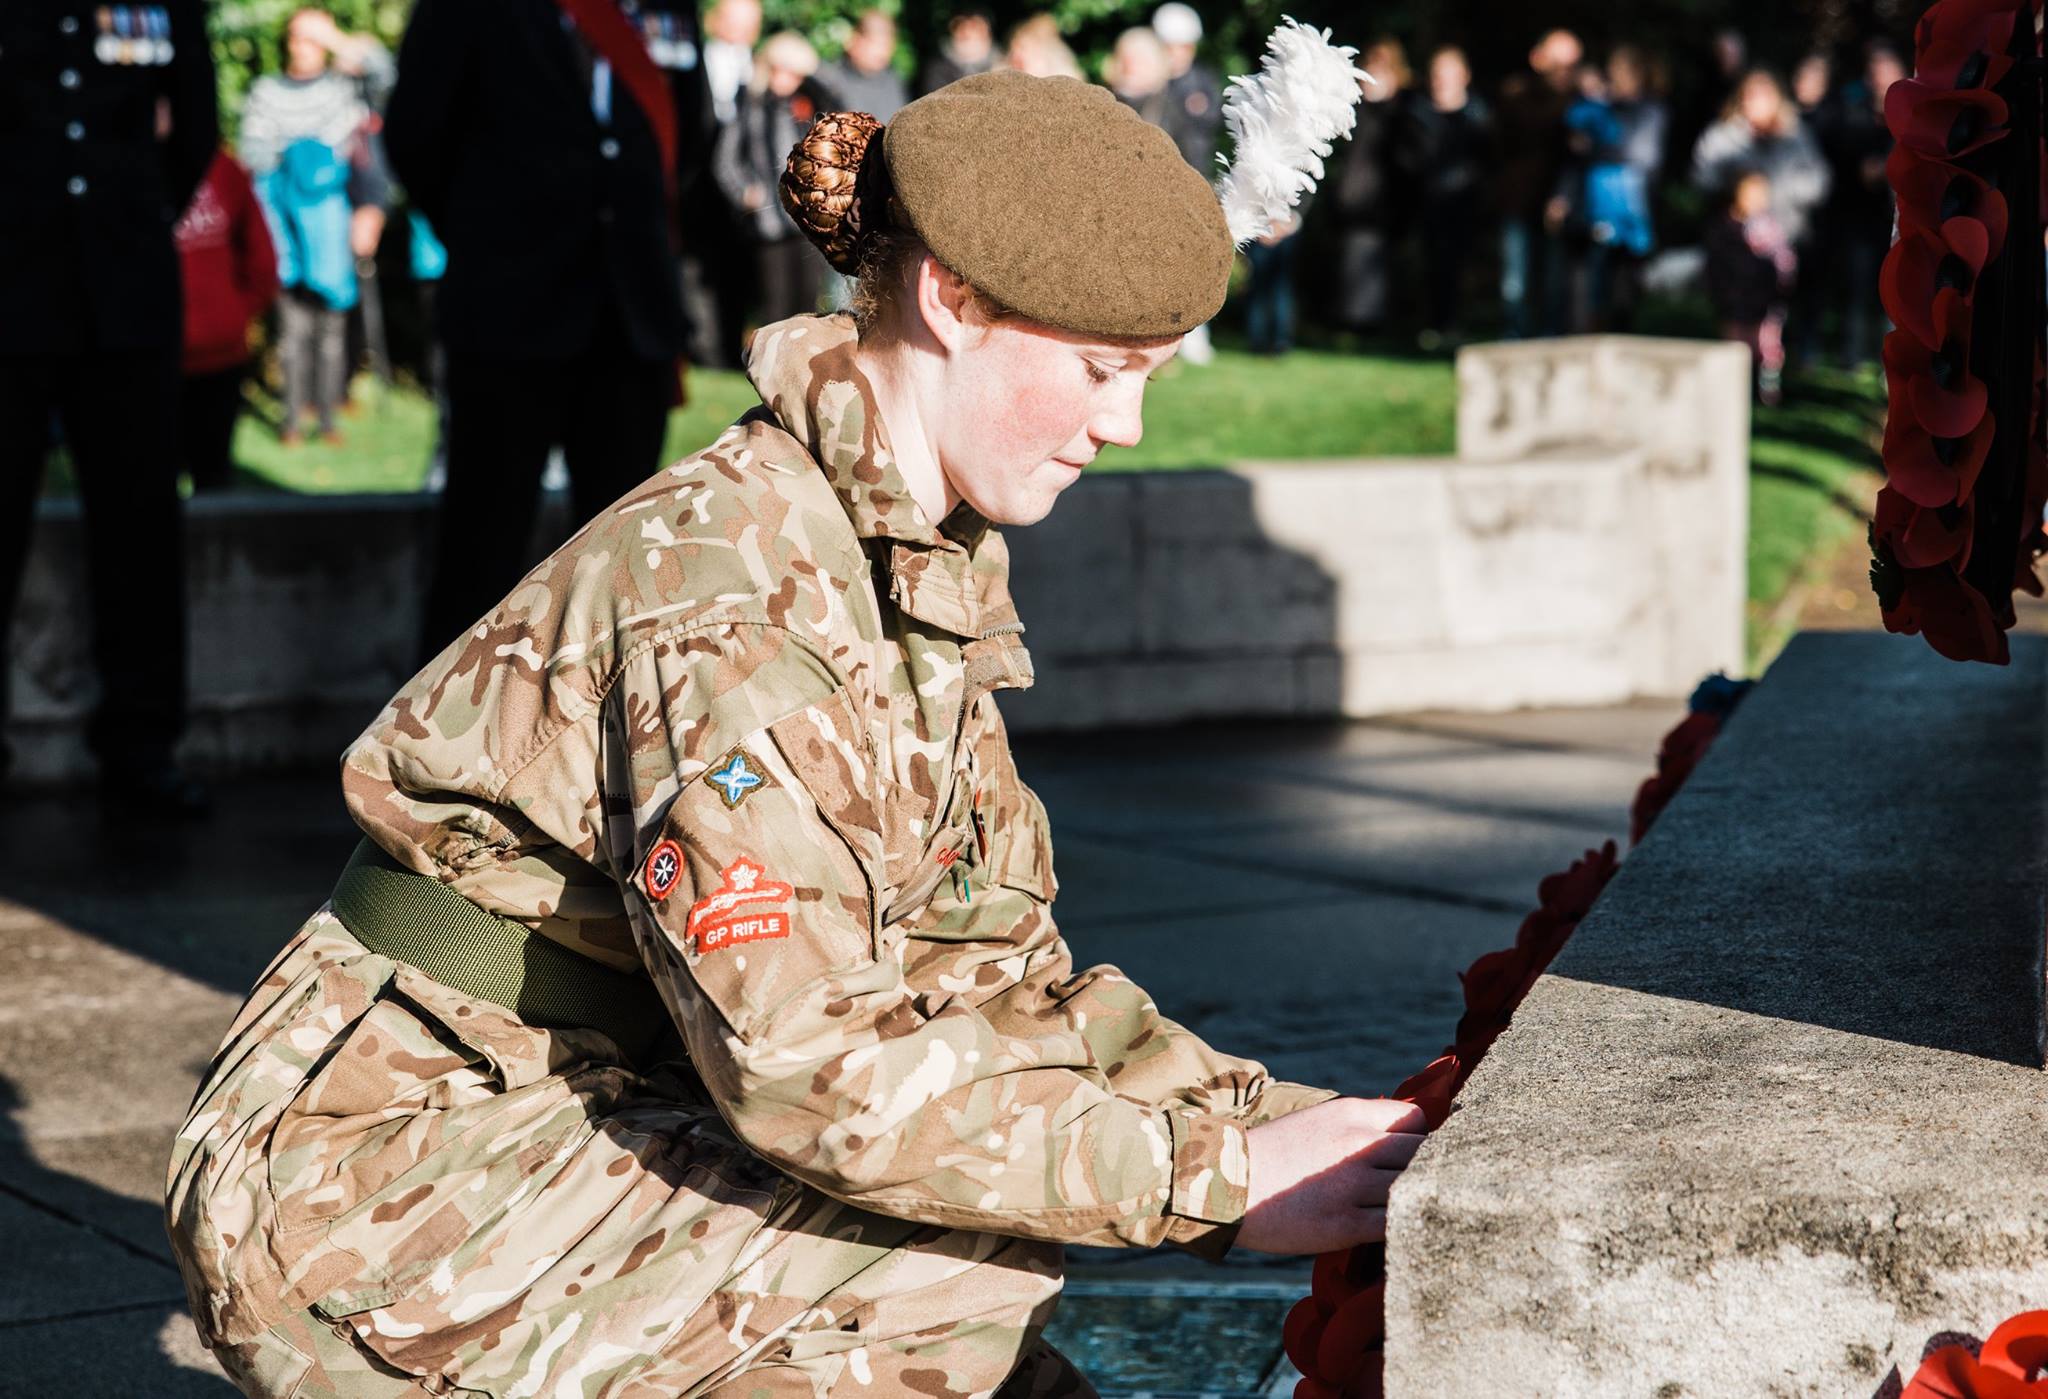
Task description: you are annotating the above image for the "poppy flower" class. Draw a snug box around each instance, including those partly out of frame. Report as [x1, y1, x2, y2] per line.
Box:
[1886, 78, 2011, 158]
[1881, 223, 1993, 350]
[1393, 1052, 1462, 1128]
[1535, 843, 1620, 920]
[1316, 1282, 1387, 1386]
[1458, 946, 1536, 1034]
[1284, 1296, 1329, 1376]
[1311, 1245, 1381, 1312]
[1915, 39, 2016, 93]
[1981, 1311, 2048, 1381]
[1890, 150, 2009, 250]
[1340, 1370, 1385, 1399]
[1902, 1345, 2048, 1398]
[1882, 400, 1996, 507]
[1915, 0, 2023, 65]
[1630, 715, 1722, 843]
[1873, 549, 2009, 664]
[1511, 905, 1577, 973]
[1875, 483, 1975, 570]
[1884, 298, 1989, 439]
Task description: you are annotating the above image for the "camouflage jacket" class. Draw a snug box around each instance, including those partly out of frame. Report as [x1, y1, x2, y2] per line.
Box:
[341, 314, 1333, 1255]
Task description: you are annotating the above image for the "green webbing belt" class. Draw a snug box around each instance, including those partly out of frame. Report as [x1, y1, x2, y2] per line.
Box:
[330, 839, 673, 1062]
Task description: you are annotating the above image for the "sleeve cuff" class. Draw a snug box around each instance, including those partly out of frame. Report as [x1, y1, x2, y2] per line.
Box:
[1240, 1079, 1340, 1128]
[1159, 1109, 1251, 1262]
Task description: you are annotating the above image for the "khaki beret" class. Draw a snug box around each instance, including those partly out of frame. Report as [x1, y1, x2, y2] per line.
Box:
[880, 71, 1233, 340]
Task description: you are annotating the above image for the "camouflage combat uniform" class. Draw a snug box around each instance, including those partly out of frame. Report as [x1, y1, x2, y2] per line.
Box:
[165, 314, 1336, 1398]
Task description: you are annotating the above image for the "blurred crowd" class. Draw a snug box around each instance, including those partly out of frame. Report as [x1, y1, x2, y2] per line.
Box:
[2, 0, 1915, 811]
[183, 8, 1917, 461]
[1322, 27, 1905, 401]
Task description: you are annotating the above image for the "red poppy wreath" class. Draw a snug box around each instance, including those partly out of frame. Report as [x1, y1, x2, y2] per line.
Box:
[1874, 0, 2048, 663]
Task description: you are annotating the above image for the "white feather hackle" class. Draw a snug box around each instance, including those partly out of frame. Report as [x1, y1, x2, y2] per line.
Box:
[1215, 19, 1367, 247]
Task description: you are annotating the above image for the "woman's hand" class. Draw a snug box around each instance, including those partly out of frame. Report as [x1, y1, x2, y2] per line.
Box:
[1234, 1097, 1429, 1256]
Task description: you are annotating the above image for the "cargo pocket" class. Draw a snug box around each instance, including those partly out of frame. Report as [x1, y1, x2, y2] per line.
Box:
[210, 1322, 314, 1399]
[269, 966, 782, 1397]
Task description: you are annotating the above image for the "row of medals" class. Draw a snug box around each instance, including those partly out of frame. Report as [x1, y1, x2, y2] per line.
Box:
[638, 12, 698, 71]
[95, 6, 177, 67]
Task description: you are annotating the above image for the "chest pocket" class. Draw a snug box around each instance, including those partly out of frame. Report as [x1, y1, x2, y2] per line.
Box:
[883, 694, 1057, 944]
[964, 700, 1057, 903]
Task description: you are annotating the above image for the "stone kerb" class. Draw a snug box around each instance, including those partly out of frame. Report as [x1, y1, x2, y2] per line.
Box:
[1385, 631, 2048, 1397]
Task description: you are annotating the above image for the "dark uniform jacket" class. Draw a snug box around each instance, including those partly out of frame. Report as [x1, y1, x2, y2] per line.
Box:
[1162, 65, 1222, 173]
[0, 0, 217, 354]
[383, 0, 716, 362]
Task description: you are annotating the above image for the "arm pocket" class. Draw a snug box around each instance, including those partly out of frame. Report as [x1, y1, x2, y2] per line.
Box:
[647, 688, 886, 1044]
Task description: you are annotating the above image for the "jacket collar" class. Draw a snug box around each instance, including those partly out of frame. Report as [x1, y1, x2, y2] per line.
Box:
[747, 314, 1024, 643]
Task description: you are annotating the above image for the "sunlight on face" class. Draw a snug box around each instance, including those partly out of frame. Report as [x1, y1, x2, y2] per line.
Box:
[933, 319, 1181, 527]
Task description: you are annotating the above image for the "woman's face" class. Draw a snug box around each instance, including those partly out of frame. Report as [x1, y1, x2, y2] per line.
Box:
[933, 317, 1180, 526]
[1429, 53, 1469, 106]
[1608, 55, 1643, 100]
[1740, 76, 1784, 131]
[1792, 56, 1830, 108]
[284, 15, 329, 79]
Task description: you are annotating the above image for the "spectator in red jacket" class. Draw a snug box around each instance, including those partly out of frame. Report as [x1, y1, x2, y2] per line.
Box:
[175, 150, 279, 490]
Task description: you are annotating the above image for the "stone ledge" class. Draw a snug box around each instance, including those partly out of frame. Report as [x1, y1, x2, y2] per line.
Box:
[1386, 632, 2048, 1397]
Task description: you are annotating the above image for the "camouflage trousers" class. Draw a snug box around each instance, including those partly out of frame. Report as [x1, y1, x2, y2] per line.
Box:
[211, 1201, 1096, 1398]
[170, 916, 1096, 1399]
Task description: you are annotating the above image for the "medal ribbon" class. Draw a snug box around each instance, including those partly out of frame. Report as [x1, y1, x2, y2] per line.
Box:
[549, 0, 678, 207]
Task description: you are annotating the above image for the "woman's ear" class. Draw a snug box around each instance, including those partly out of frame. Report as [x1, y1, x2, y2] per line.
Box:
[912, 253, 974, 353]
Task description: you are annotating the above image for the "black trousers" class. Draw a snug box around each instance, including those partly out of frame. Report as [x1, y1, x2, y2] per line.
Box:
[0, 348, 187, 768]
[180, 364, 246, 492]
[419, 339, 672, 664]
[1419, 195, 1479, 337]
[755, 238, 825, 327]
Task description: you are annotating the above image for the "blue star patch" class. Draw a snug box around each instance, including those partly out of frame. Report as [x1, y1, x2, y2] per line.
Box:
[708, 751, 765, 808]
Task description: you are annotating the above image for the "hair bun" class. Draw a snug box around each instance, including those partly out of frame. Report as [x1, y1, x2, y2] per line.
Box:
[781, 111, 887, 275]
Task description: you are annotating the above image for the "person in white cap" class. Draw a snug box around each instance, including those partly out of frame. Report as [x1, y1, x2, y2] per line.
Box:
[1149, 2, 1221, 364]
[1151, 1, 1221, 171]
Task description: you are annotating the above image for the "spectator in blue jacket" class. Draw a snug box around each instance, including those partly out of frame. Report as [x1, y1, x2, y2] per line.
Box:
[1559, 47, 1665, 331]
[242, 8, 391, 444]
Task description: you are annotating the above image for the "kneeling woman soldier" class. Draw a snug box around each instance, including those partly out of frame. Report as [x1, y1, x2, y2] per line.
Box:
[167, 69, 1424, 1398]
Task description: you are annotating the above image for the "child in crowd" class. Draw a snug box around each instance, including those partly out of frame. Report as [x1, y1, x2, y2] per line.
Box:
[1704, 169, 1796, 405]
[174, 150, 279, 490]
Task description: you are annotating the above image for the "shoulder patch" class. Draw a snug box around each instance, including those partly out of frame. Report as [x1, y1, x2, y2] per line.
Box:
[706, 749, 770, 808]
[687, 856, 794, 954]
[643, 838, 685, 901]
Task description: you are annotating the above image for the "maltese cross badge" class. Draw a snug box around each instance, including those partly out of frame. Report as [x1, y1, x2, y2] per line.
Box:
[643, 838, 685, 901]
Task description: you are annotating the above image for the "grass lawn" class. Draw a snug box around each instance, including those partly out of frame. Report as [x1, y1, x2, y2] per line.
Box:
[1746, 367, 1886, 663]
[195, 341, 1887, 672]
[221, 345, 1456, 493]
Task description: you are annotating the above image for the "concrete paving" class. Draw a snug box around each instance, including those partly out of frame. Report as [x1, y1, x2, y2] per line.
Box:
[0, 701, 1679, 1397]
